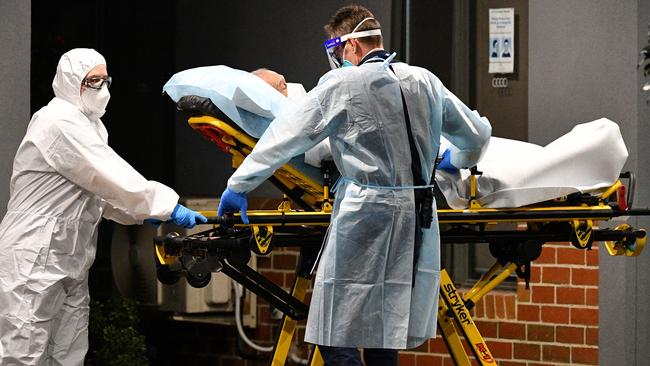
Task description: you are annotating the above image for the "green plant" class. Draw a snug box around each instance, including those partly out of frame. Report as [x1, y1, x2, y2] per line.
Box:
[86, 298, 149, 366]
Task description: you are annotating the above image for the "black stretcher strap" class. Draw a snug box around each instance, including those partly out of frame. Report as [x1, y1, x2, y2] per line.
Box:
[391, 68, 431, 285]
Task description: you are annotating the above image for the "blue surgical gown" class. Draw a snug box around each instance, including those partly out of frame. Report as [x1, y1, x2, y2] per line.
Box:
[228, 61, 491, 349]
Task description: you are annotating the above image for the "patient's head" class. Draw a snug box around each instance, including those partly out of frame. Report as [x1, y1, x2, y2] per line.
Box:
[252, 68, 288, 97]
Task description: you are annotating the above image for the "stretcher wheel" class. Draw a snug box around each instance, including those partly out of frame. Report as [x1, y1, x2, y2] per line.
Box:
[186, 271, 212, 288]
[518, 240, 543, 262]
[229, 245, 252, 266]
[154, 233, 182, 285]
[488, 241, 542, 264]
[156, 262, 181, 285]
[488, 242, 510, 263]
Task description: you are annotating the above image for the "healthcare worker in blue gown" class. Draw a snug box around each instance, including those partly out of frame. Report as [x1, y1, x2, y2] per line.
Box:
[218, 5, 491, 366]
[0, 48, 206, 365]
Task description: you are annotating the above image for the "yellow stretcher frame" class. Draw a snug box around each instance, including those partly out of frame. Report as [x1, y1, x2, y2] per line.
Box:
[160, 114, 647, 365]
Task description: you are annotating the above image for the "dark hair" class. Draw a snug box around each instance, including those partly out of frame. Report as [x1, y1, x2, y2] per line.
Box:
[324, 4, 382, 47]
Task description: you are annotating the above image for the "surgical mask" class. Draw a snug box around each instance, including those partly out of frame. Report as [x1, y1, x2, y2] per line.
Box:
[81, 85, 110, 117]
[341, 40, 357, 67]
[323, 17, 382, 69]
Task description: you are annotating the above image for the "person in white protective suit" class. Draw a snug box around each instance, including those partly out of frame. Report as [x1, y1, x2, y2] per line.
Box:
[217, 5, 491, 366]
[0, 48, 206, 365]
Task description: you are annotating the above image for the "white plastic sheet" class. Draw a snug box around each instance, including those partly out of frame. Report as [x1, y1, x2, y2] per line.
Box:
[437, 118, 628, 208]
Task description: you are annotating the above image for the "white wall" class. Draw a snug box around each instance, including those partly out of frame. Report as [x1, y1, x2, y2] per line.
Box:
[0, 1, 31, 217]
[632, 0, 650, 362]
[529, 1, 648, 364]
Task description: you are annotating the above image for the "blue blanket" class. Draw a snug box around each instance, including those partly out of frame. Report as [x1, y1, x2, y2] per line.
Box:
[163, 65, 289, 139]
[163, 65, 326, 186]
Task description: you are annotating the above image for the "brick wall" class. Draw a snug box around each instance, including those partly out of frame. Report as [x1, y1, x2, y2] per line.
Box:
[397, 241, 599, 366]
[142, 241, 599, 365]
[255, 246, 313, 362]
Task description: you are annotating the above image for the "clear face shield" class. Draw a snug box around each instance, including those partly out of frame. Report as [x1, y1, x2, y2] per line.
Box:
[323, 17, 382, 69]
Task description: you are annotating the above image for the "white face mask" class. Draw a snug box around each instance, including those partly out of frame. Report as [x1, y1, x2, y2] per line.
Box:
[81, 85, 111, 118]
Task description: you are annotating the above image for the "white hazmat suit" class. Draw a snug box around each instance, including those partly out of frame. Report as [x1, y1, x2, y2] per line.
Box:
[0, 49, 179, 365]
[228, 59, 491, 349]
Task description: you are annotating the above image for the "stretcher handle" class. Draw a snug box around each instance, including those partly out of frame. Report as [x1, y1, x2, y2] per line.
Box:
[176, 216, 236, 225]
[441, 228, 646, 244]
[620, 171, 635, 210]
[206, 214, 332, 226]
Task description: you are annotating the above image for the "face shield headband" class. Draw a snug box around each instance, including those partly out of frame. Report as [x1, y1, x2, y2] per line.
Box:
[324, 17, 382, 69]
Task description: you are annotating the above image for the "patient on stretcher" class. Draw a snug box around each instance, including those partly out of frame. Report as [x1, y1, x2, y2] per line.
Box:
[163, 66, 628, 209]
[252, 68, 288, 97]
[252, 67, 331, 167]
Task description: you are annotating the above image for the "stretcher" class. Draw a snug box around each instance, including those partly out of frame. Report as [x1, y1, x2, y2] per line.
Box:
[155, 93, 649, 365]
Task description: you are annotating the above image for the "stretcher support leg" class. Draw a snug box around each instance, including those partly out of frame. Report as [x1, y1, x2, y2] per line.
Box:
[272, 276, 321, 365]
[463, 261, 504, 301]
[220, 260, 309, 320]
[438, 295, 472, 365]
[309, 347, 323, 366]
[464, 263, 518, 308]
[271, 245, 324, 366]
[439, 269, 496, 365]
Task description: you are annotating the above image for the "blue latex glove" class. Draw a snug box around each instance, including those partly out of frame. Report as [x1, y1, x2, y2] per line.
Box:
[217, 187, 249, 224]
[438, 149, 459, 173]
[170, 204, 208, 228]
[144, 218, 163, 228]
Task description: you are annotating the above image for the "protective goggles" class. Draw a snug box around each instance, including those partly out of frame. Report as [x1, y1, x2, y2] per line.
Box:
[323, 28, 382, 69]
[82, 76, 112, 90]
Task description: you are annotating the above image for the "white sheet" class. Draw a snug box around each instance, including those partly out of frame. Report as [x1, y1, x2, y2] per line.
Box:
[437, 118, 628, 208]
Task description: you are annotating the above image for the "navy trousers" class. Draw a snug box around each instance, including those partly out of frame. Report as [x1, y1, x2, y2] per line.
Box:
[318, 346, 398, 366]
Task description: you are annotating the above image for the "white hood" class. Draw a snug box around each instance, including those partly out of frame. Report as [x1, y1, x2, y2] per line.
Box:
[52, 48, 106, 112]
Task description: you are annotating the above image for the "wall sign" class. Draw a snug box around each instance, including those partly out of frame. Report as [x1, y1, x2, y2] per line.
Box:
[489, 8, 515, 74]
